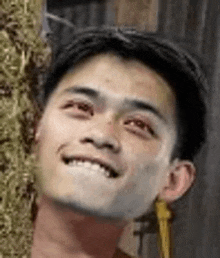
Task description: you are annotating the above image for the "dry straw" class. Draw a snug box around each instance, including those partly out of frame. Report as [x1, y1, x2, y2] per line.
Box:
[0, 0, 50, 256]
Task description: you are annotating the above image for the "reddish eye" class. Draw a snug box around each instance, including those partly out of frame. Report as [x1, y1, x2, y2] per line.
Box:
[63, 101, 94, 116]
[77, 103, 93, 114]
[124, 119, 155, 136]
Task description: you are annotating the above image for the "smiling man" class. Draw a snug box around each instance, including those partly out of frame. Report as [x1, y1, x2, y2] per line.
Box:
[32, 27, 207, 258]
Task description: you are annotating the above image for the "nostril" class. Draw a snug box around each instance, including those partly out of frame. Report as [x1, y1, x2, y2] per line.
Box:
[81, 138, 93, 144]
[105, 143, 114, 149]
[81, 136, 120, 153]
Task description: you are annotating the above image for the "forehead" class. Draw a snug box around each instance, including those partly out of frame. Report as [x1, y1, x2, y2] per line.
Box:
[50, 53, 176, 121]
[63, 54, 171, 89]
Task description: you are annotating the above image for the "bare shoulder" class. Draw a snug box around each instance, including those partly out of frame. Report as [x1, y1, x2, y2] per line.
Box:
[113, 248, 135, 258]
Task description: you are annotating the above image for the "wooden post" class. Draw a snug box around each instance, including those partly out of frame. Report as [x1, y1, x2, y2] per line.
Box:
[114, 0, 158, 31]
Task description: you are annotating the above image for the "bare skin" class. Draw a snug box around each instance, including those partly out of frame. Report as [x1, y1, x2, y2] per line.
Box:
[32, 195, 131, 258]
[32, 53, 195, 257]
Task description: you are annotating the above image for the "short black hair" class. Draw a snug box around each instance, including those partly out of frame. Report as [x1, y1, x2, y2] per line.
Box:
[42, 26, 207, 161]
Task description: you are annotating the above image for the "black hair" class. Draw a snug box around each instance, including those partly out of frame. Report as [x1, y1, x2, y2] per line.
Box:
[42, 26, 207, 161]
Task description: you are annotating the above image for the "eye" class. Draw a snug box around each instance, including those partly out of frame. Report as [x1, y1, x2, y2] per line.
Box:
[62, 101, 94, 117]
[124, 118, 156, 137]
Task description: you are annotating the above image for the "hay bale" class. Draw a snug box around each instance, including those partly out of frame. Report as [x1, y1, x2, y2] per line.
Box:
[0, 0, 50, 256]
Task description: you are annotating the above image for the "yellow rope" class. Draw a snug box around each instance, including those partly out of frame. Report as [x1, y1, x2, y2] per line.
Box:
[155, 199, 172, 258]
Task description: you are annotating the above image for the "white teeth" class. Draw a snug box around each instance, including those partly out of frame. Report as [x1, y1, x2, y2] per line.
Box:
[66, 159, 116, 178]
[99, 166, 111, 176]
[99, 166, 106, 173]
[68, 160, 76, 166]
[105, 169, 111, 177]
[84, 161, 92, 168]
[77, 161, 83, 166]
[91, 163, 101, 171]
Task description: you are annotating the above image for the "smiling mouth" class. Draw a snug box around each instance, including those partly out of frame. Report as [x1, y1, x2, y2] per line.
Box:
[62, 155, 120, 179]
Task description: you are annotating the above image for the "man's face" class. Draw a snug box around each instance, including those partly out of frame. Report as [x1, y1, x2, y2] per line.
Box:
[35, 53, 177, 220]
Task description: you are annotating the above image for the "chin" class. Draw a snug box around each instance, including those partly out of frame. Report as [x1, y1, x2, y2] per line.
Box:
[50, 194, 150, 221]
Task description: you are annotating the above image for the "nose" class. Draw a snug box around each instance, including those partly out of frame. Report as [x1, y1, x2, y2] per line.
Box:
[80, 120, 121, 153]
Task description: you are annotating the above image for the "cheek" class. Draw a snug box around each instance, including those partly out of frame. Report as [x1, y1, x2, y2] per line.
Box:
[121, 143, 171, 199]
[130, 161, 164, 193]
[47, 113, 73, 138]
[36, 116, 68, 165]
[116, 161, 165, 218]
[122, 137, 163, 169]
[39, 112, 80, 147]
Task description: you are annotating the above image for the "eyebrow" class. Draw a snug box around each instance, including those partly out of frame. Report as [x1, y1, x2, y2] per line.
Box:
[61, 86, 99, 99]
[124, 98, 166, 123]
[60, 86, 166, 123]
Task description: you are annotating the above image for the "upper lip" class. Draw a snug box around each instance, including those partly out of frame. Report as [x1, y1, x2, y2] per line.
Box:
[61, 154, 121, 177]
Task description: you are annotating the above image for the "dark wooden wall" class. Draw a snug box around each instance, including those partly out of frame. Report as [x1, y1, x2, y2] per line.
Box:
[43, 0, 115, 46]
[42, 1, 220, 257]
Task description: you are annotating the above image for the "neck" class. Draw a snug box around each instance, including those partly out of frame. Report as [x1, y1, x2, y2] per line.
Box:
[31, 195, 128, 258]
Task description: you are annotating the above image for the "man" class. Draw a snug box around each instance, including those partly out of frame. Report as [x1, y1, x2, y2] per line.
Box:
[32, 27, 207, 258]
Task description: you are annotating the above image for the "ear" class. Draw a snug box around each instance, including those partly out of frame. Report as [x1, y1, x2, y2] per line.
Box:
[158, 159, 196, 203]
